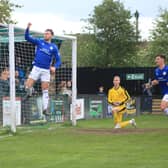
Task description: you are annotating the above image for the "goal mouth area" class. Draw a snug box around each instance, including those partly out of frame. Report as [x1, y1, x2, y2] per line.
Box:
[0, 24, 77, 129]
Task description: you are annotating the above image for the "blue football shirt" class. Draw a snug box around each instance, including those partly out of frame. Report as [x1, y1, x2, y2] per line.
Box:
[25, 28, 61, 70]
[155, 65, 168, 95]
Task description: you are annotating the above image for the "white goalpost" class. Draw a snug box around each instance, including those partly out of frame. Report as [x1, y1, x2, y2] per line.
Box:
[0, 24, 77, 132]
[9, 24, 16, 132]
[54, 33, 77, 127]
[71, 39, 77, 126]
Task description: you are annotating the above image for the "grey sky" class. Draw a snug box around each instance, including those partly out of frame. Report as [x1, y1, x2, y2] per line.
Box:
[122, 0, 168, 17]
[12, 0, 168, 39]
[14, 0, 168, 18]
[14, 0, 102, 21]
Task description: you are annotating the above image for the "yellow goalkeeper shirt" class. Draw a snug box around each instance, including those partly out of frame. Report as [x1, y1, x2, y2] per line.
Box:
[108, 86, 130, 109]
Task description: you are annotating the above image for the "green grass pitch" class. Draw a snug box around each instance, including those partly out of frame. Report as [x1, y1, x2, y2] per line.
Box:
[0, 115, 168, 168]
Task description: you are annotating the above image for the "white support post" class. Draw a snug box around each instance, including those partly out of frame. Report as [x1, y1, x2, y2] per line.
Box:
[71, 38, 77, 126]
[9, 24, 16, 133]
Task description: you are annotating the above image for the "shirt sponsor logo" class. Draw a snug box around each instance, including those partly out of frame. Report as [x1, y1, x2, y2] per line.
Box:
[39, 48, 51, 55]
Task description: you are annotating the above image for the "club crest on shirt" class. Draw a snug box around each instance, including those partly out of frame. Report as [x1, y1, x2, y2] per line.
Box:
[163, 71, 167, 76]
[50, 46, 53, 50]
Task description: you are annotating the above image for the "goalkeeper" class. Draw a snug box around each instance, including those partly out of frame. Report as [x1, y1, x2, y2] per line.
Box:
[108, 75, 136, 129]
[24, 23, 61, 116]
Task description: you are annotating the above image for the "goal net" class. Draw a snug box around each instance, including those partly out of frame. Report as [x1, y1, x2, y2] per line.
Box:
[0, 24, 77, 132]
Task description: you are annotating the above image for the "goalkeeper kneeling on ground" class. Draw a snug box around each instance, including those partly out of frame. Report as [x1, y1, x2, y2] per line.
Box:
[108, 75, 136, 129]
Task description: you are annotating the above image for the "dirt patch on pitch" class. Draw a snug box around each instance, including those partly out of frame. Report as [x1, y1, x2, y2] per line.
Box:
[75, 128, 168, 135]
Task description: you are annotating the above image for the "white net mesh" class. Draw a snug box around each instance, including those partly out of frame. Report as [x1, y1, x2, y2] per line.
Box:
[0, 25, 74, 125]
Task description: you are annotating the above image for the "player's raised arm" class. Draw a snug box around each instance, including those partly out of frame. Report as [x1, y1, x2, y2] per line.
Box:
[25, 23, 40, 45]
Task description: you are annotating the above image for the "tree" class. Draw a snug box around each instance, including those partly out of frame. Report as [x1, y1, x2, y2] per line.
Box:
[86, 0, 137, 67]
[0, 0, 21, 24]
[148, 9, 168, 61]
[135, 41, 153, 67]
[77, 33, 104, 67]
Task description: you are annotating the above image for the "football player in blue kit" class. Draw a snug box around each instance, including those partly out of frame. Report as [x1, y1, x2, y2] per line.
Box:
[146, 54, 168, 115]
[24, 23, 61, 116]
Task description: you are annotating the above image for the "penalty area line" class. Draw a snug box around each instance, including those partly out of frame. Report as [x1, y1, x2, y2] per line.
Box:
[0, 134, 13, 139]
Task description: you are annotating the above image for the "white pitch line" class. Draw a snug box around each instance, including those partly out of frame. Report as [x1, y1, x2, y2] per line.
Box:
[0, 134, 13, 139]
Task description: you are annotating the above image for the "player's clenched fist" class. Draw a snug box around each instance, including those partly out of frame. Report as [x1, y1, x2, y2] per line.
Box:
[27, 23, 32, 28]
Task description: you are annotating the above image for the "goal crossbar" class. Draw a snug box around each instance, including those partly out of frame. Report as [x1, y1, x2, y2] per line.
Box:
[0, 23, 76, 42]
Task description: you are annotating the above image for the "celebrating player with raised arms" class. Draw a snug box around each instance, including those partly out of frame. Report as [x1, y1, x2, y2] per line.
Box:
[24, 23, 61, 116]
